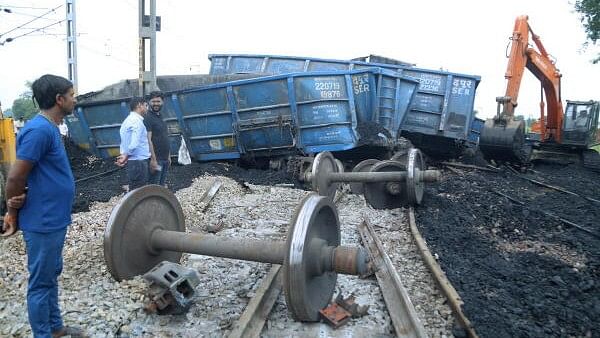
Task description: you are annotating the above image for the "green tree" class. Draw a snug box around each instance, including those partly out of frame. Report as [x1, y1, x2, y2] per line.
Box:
[11, 93, 37, 120]
[575, 0, 600, 63]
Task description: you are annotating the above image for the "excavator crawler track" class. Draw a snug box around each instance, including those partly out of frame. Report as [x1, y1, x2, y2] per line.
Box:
[582, 149, 600, 172]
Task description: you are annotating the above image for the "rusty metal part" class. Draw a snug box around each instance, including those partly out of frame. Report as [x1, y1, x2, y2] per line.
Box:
[104, 188, 371, 322]
[142, 261, 200, 315]
[319, 303, 352, 328]
[332, 246, 369, 276]
[227, 265, 283, 338]
[358, 218, 427, 338]
[334, 291, 369, 317]
[350, 159, 380, 195]
[407, 207, 478, 338]
[103, 185, 185, 281]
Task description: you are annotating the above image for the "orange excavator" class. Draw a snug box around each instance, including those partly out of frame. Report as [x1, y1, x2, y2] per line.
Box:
[479, 15, 600, 169]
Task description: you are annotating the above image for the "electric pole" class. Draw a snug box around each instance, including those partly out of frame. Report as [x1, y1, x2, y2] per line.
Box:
[138, 0, 160, 96]
[66, 0, 78, 90]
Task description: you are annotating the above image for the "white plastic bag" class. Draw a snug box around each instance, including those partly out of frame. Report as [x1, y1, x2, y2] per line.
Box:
[177, 136, 192, 165]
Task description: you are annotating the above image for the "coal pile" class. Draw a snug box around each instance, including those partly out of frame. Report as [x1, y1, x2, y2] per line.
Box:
[416, 162, 599, 337]
[66, 141, 296, 213]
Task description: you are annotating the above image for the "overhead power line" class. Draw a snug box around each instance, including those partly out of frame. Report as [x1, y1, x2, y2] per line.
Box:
[0, 4, 63, 38]
[6, 9, 57, 20]
[0, 19, 65, 45]
[0, 4, 52, 10]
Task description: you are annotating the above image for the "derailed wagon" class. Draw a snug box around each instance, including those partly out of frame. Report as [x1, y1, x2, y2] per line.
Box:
[66, 69, 419, 162]
[209, 53, 482, 157]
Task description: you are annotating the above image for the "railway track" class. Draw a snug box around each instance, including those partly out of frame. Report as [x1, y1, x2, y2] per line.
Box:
[226, 187, 471, 337]
[74, 167, 122, 183]
[442, 162, 600, 238]
[357, 218, 427, 338]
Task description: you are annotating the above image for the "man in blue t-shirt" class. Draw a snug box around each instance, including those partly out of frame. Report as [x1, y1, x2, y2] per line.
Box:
[2, 74, 85, 338]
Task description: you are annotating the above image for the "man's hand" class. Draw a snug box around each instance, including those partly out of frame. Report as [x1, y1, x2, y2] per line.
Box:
[115, 154, 128, 167]
[149, 158, 159, 173]
[1, 213, 18, 237]
[7, 193, 26, 210]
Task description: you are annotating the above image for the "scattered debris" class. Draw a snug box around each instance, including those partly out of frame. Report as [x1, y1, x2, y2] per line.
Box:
[319, 288, 370, 329]
[143, 261, 200, 315]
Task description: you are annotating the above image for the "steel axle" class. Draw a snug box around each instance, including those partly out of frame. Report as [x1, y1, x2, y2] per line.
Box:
[306, 148, 441, 208]
[104, 185, 369, 322]
[149, 230, 366, 276]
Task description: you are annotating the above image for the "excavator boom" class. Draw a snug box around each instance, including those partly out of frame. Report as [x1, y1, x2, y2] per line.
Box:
[480, 15, 565, 163]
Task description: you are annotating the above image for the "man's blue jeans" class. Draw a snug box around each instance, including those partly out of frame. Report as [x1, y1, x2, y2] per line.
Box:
[127, 159, 149, 190]
[149, 159, 170, 186]
[23, 228, 68, 338]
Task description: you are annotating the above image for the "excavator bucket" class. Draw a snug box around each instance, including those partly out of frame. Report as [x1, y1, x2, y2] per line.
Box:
[479, 118, 531, 163]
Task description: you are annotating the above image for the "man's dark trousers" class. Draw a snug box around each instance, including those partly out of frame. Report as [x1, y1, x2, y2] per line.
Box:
[149, 159, 170, 186]
[127, 159, 149, 190]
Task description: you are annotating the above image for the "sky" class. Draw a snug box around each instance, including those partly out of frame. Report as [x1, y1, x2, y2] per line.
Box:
[0, 0, 598, 120]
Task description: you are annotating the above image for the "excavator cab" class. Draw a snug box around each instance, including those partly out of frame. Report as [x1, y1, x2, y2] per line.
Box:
[561, 100, 599, 147]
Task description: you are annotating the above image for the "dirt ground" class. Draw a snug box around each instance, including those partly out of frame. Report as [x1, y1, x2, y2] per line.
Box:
[66, 141, 296, 213]
[417, 160, 599, 338]
[67, 142, 599, 337]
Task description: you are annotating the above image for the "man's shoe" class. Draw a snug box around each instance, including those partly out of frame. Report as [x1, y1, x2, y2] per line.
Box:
[51, 326, 86, 338]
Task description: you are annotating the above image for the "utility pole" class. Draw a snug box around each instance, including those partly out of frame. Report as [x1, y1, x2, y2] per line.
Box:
[66, 0, 78, 90]
[138, 0, 160, 96]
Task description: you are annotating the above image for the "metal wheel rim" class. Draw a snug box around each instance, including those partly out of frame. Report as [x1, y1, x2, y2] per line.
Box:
[363, 160, 406, 209]
[311, 152, 339, 200]
[283, 193, 340, 321]
[103, 185, 185, 281]
[406, 148, 425, 205]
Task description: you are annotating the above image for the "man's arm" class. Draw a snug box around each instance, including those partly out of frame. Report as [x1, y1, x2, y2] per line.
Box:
[148, 130, 157, 162]
[2, 159, 32, 236]
[6, 160, 32, 216]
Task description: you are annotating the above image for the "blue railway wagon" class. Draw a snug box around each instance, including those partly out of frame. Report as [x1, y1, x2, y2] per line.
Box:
[65, 75, 261, 159]
[68, 100, 127, 158]
[468, 117, 485, 145]
[172, 68, 419, 160]
[64, 113, 91, 152]
[66, 99, 185, 159]
[209, 54, 481, 146]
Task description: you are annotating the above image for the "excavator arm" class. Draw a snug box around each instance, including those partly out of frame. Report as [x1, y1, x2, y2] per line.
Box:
[480, 15, 564, 162]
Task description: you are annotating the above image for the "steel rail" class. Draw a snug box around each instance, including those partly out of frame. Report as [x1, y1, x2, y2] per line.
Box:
[227, 265, 283, 338]
[504, 165, 600, 204]
[491, 189, 600, 239]
[74, 167, 122, 183]
[358, 218, 427, 338]
[408, 207, 478, 338]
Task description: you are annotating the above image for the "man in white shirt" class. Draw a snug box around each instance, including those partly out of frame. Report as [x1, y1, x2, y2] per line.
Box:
[13, 117, 25, 135]
[116, 97, 150, 191]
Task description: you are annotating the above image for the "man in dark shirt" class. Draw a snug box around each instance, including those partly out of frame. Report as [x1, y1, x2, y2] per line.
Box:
[3, 74, 85, 337]
[145, 91, 171, 186]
